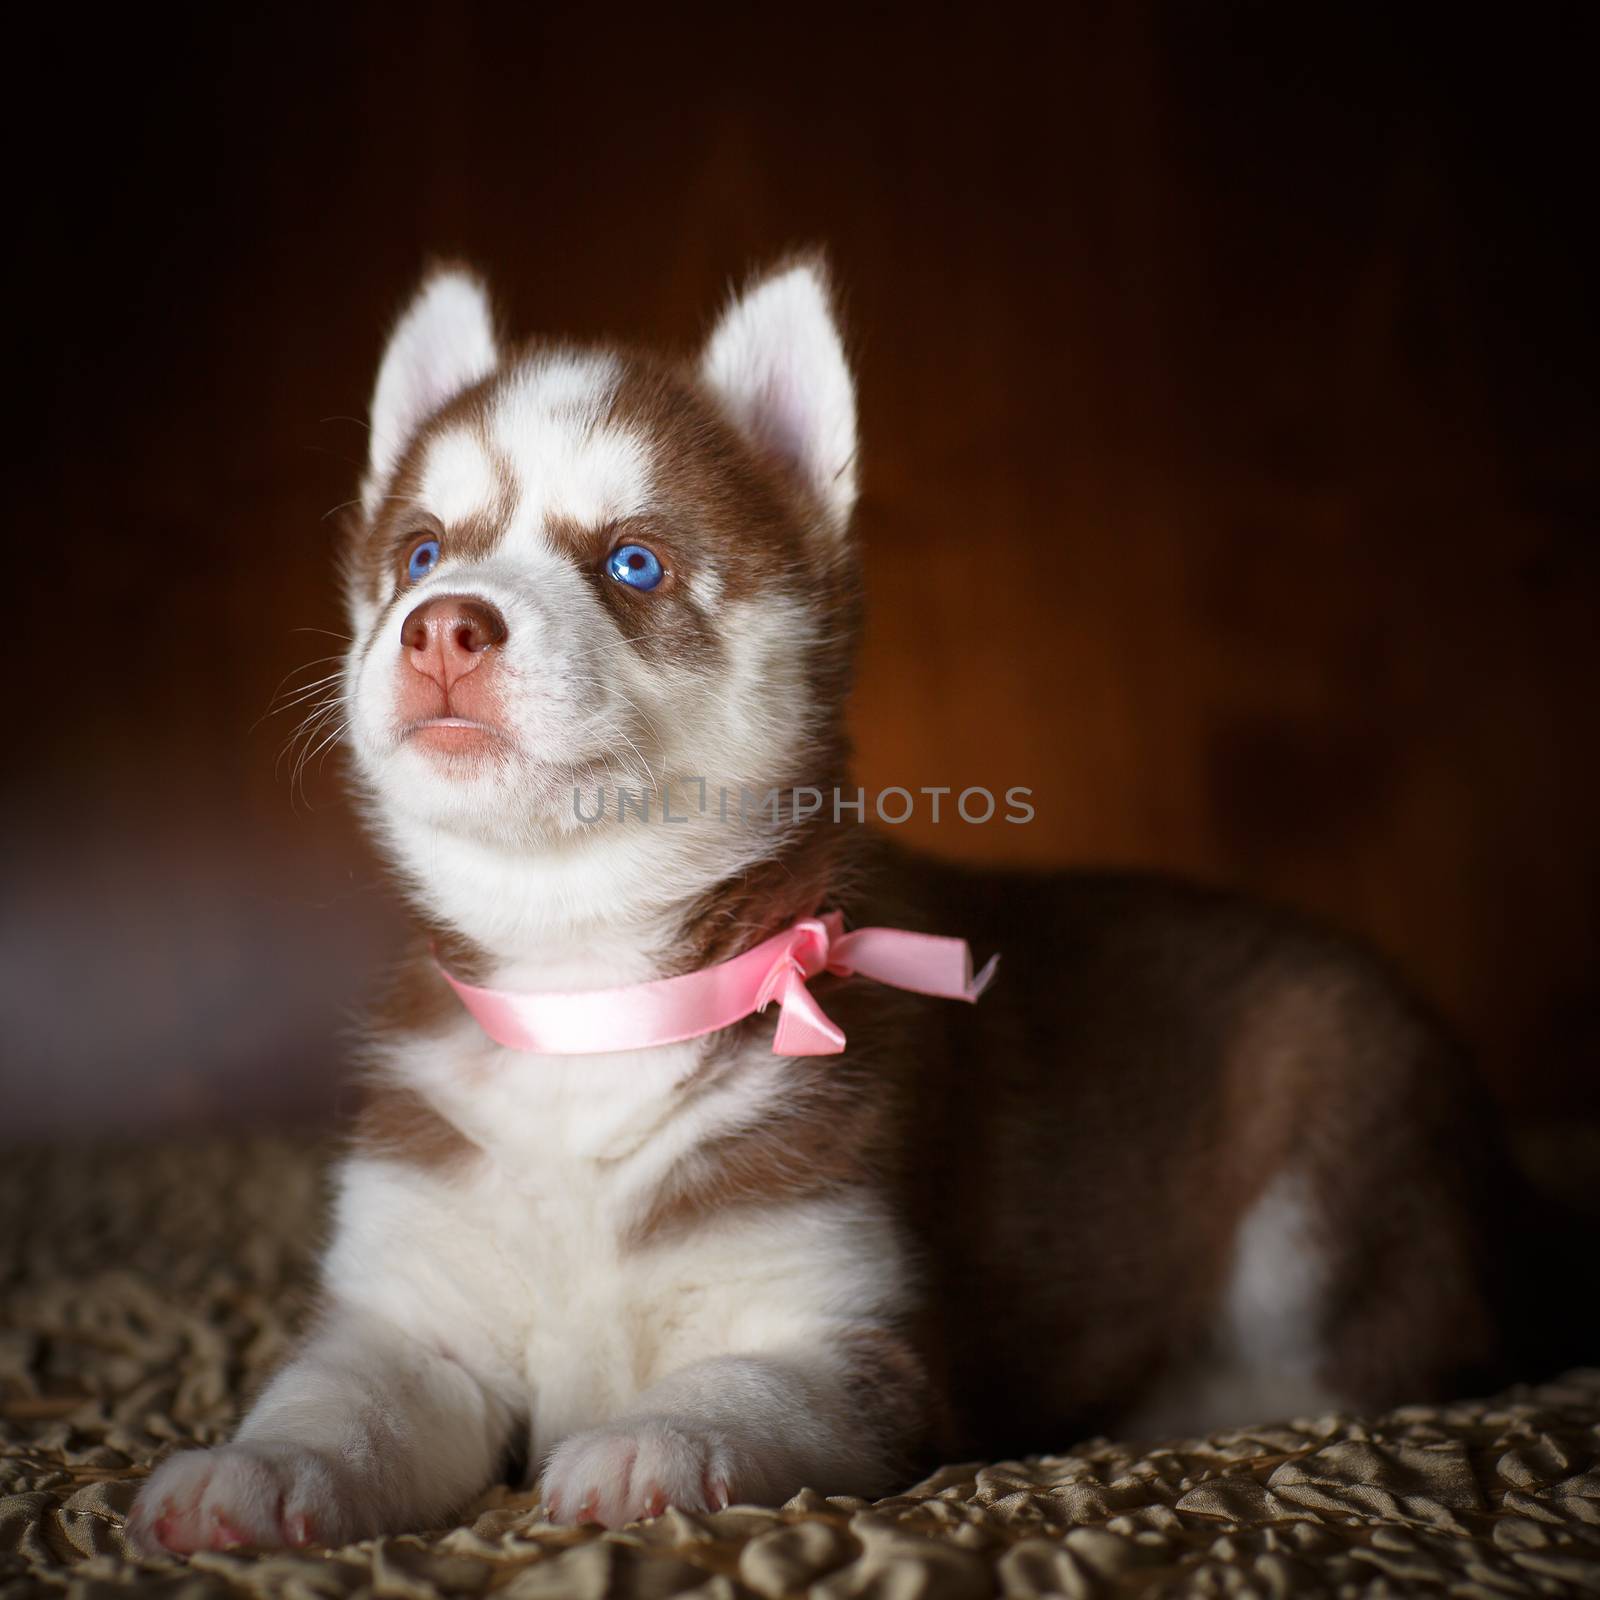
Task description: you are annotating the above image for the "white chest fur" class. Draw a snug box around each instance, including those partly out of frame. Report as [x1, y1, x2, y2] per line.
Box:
[328, 1021, 907, 1458]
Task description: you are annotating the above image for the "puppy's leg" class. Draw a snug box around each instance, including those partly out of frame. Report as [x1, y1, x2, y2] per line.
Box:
[127, 1304, 516, 1553]
[541, 1333, 925, 1528]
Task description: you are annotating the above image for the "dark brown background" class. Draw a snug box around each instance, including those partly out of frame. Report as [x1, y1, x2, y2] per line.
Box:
[5, 6, 1596, 1140]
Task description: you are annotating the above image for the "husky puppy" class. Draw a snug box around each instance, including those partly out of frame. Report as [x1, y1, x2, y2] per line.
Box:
[130, 257, 1536, 1551]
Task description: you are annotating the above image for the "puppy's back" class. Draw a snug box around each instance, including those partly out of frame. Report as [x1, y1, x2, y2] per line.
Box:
[844, 845, 1529, 1454]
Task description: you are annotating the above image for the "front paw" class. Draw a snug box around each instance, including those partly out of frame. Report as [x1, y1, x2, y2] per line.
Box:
[542, 1417, 748, 1527]
[126, 1442, 359, 1555]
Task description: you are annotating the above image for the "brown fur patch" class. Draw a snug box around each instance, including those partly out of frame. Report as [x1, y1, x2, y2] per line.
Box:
[348, 936, 492, 1175]
[837, 1326, 945, 1469]
[374, 934, 492, 1032]
[623, 1039, 885, 1249]
[351, 1080, 480, 1171]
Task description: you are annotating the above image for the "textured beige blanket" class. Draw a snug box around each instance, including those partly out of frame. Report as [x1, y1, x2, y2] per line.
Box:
[2, 1138, 1597, 1597]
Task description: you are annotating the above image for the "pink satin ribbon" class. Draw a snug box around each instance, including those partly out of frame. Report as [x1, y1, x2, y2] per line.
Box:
[437, 912, 998, 1057]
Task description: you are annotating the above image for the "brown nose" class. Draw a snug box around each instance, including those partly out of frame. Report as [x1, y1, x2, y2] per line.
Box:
[401, 594, 508, 688]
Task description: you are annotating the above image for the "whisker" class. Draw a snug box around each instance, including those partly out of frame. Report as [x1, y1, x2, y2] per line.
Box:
[602, 688, 667, 794]
[261, 663, 343, 703]
[253, 662, 346, 734]
[322, 489, 431, 523]
[266, 653, 346, 694]
[289, 711, 350, 809]
[265, 677, 346, 718]
[591, 741, 654, 799]
[278, 697, 343, 786]
[561, 630, 676, 666]
[605, 684, 666, 746]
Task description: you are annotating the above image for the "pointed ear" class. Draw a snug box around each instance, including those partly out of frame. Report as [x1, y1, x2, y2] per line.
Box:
[363, 266, 498, 515]
[699, 255, 858, 529]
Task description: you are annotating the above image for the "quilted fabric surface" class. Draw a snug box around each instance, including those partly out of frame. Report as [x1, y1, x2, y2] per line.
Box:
[3, 1138, 1597, 1598]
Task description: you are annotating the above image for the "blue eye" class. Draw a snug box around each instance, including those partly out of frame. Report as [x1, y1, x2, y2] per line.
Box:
[406, 538, 440, 582]
[607, 543, 664, 591]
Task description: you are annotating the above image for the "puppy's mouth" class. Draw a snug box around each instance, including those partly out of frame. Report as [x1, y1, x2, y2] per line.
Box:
[400, 716, 515, 760]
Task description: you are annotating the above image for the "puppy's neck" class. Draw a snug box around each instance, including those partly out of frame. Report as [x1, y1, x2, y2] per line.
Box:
[387, 797, 857, 993]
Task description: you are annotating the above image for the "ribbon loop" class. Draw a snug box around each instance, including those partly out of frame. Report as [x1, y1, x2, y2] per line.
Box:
[769, 966, 848, 1056]
[751, 915, 853, 1055]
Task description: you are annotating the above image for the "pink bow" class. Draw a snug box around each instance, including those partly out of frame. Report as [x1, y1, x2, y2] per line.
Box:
[437, 911, 998, 1058]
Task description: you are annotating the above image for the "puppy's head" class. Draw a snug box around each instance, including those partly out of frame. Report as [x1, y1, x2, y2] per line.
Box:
[341, 258, 861, 858]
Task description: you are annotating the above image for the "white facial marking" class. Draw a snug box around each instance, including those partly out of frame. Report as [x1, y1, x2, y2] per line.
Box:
[489, 354, 652, 539]
[421, 429, 501, 527]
